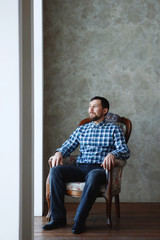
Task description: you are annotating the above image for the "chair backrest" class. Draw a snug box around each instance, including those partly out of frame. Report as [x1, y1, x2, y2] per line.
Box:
[78, 113, 132, 143]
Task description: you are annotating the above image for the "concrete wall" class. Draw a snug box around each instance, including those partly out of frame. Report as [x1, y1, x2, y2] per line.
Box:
[43, 0, 160, 202]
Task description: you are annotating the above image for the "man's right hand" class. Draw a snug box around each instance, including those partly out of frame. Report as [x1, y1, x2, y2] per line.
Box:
[49, 152, 63, 167]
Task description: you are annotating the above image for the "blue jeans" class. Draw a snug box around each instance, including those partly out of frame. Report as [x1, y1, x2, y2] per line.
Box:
[49, 164, 106, 224]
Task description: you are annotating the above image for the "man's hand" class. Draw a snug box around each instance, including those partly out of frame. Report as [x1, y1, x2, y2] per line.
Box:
[101, 153, 115, 170]
[49, 152, 63, 168]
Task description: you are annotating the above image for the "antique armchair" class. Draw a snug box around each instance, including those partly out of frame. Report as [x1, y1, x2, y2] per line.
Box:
[46, 113, 132, 228]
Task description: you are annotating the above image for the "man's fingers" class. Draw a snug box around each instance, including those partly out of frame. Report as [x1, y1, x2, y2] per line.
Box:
[102, 154, 115, 171]
[107, 158, 110, 170]
[50, 156, 57, 167]
[56, 159, 60, 166]
[109, 158, 113, 170]
[101, 162, 106, 170]
[51, 156, 62, 167]
[52, 158, 56, 167]
[102, 158, 108, 170]
[106, 157, 114, 170]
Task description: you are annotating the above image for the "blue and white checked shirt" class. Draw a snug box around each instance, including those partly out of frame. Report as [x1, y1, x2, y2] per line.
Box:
[56, 120, 130, 164]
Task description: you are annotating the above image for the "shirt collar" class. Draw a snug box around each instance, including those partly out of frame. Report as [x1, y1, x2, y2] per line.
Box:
[91, 120, 105, 128]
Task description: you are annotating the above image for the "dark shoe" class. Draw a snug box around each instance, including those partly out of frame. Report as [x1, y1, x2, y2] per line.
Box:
[72, 222, 85, 234]
[42, 218, 67, 230]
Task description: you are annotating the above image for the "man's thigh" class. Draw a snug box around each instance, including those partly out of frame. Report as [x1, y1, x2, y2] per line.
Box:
[50, 164, 85, 183]
[85, 168, 107, 185]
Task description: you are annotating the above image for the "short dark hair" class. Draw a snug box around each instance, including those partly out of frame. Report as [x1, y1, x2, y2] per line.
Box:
[90, 96, 110, 111]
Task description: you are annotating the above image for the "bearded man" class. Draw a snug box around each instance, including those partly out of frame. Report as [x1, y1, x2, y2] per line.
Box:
[42, 96, 130, 234]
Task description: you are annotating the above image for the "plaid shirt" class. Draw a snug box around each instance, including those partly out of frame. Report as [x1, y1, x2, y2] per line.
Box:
[56, 120, 130, 164]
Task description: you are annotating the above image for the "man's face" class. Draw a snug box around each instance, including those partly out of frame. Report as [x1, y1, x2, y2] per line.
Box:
[88, 99, 108, 123]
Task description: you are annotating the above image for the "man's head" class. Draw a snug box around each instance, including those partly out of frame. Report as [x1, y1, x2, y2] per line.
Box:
[88, 96, 110, 123]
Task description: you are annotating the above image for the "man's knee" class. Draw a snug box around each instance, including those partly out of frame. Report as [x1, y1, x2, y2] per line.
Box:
[85, 169, 106, 185]
[50, 165, 62, 180]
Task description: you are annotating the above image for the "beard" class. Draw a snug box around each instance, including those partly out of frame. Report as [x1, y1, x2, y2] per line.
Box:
[89, 113, 103, 122]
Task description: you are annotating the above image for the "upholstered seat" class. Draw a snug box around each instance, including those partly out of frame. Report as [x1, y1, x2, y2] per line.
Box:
[66, 182, 106, 196]
[46, 113, 132, 228]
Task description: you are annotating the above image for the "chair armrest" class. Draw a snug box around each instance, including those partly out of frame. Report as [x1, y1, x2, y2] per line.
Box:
[105, 160, 127, 198]
[62, 155, 77, 165]
[114, 159, 127, 167]
[48, 155, 77, 168]
[105, 160, 127, 178]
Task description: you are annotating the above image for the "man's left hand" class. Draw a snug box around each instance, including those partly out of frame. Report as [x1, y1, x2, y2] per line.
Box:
[101, 153, 115, 170]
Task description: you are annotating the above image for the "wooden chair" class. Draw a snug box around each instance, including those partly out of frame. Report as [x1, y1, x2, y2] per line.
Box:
[46, 113, 132, 228]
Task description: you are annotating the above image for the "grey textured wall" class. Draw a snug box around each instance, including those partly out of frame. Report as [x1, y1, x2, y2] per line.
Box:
[43, 0, 160, 202]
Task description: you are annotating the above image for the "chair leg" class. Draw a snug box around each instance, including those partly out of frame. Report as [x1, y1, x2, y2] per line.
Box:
[46, 192, 51, 222]
[115, 194, 120, 219]
[106, 197, 112, 228]
[46, 174, 51, 222]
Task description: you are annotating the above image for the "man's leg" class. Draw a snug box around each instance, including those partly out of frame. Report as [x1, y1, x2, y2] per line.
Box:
[72, 167, 106, 233]
[42, 164, 84, 230]
[50, 165, 85, 220]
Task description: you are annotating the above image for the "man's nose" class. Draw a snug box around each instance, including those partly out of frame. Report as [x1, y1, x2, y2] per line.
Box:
[89, 107, 94, 112]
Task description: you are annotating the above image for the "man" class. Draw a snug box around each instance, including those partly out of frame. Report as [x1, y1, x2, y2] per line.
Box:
[42, 96, 130, 234]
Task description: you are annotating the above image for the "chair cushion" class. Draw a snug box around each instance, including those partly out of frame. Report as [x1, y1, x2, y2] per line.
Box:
[66, 182, 106, 194]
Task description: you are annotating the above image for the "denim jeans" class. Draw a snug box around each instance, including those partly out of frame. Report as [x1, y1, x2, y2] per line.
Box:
[49, 164, 106, 224]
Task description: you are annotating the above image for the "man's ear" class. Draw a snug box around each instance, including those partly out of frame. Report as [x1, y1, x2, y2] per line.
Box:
[103, 108, 108, 115]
